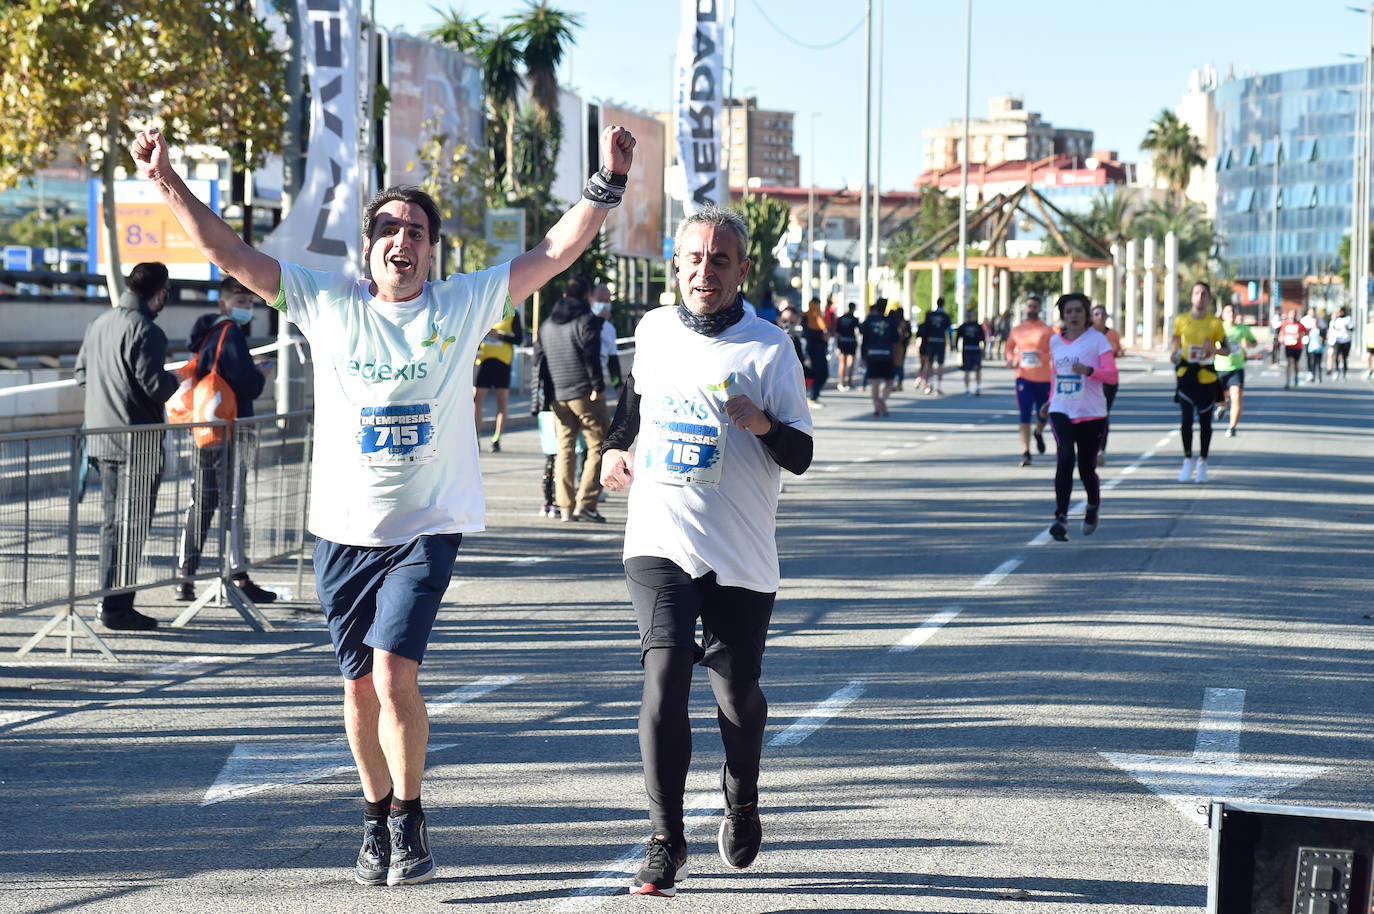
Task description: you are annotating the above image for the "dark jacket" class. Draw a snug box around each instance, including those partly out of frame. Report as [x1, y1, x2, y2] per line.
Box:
[188, 314, 266, 419]
[533, 296, 603, 402]
[74, 291, 178, 458]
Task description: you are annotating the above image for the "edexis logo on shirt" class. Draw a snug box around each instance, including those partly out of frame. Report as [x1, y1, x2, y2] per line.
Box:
[421, 320, 457, 360]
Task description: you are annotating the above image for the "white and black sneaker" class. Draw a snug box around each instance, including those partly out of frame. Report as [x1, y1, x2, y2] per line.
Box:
[386, 811, 435, 886]
[354, 819, 389, 886]
[573, 505, 608, 524]
[631, 835, 687, 897]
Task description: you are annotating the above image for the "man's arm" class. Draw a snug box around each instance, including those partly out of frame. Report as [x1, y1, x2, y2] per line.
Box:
[131, 129, 281, 303]
[509, 126, 635, 304]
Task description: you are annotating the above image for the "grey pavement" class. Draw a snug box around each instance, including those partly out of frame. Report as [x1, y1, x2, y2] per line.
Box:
[2, 355, 1372, 913]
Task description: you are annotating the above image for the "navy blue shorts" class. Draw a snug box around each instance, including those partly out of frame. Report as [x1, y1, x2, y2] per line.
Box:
[1015, 378, 1052, 423]
[624, 556, 774, 682]
[314, 533, 462, 679]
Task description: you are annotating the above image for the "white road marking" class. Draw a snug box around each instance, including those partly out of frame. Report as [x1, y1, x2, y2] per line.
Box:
[429, 674, 523, 716]
[890, 608, 961, 652]
[768, 679, 867, 747]
[147, 655, 232, 676]
[1100, 688, 1329, 826]
[977, 557, 1022, 588]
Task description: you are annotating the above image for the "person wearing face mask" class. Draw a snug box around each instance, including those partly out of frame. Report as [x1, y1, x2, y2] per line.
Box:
[590, 282, 622, 392]
[175, 275, 275, 604]
[74, 261, 180, 631]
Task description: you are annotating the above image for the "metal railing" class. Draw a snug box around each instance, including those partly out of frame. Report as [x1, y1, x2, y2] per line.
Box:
[0, 411, 312, 660]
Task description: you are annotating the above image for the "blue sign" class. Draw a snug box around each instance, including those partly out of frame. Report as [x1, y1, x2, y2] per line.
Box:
[1247, 281, 1258, 301]
[663, 236, 674, 260]
[3, 246, 32, 271]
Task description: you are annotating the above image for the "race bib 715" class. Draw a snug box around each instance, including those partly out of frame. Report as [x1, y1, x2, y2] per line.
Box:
[357, 401, 437, 465]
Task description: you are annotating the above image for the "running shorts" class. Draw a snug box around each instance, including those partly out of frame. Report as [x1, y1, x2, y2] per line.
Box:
[474, 358, 513, 389]
[927, 342, 947, 365]
[1015, 378, 1051, 423]
[865, 355, 895, 380]
[624, 555, 774, 681]
[837, 340, 857, 355]
[314, 533, 463, 679]
[1284, 346, 1303, 363]
[961, 348, 983, 372]
[1217, 369, 1245, 390]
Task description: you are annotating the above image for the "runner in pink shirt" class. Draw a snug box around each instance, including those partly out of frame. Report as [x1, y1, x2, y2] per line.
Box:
[1038, 293, 1119, 541]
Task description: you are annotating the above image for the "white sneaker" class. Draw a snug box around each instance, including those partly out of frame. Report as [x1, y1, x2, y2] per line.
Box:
[1178, 457, 1195, 482]
[1194, 459, 1208, 483]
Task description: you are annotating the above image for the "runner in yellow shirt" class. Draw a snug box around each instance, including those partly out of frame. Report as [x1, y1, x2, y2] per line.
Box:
[1170, 282, 1229, 483]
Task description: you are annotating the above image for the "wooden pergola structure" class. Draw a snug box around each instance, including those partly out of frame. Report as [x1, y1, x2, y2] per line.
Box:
[902, 183, 1117, 320]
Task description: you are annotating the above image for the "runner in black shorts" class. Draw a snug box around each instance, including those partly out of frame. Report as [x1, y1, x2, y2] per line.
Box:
[861, 301, 898, 417]
[600, 206, 814, 897]
[474, 310, 523, 452]
[834, 302, 860, 390]
[954, 310, 985, 395]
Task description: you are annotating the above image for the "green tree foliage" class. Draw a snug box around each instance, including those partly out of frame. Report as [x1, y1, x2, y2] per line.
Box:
[0, 210, 85, 249]
[407, 116, 494, 274]
[0, 0, 286, 302]
[740, 192, 791, 304]
[1140, 109, 1206, 205]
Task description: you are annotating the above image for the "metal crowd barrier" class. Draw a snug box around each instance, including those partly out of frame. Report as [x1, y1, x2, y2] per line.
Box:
[0, 411, 312, 660]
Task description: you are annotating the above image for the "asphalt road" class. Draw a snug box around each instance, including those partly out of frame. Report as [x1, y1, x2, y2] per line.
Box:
[2, 355, 1371, 914]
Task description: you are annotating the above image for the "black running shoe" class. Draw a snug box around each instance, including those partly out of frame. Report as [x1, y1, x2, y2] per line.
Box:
[573, 505, 608, 523]
[490, 439, 501, 453]
[718, 768, 762, 869]
[631, 835, 687, 897]
[174, 582, 196, 602]
[1082, 506, 1099, 537]
[386, 811, 435, 886]
[99, 607, 158, 631]
[1033, 429, 1046, 454]
[354, 819, 389, 886]
[1049, 516, 1068, 542]
[1019, 452, 1032, 467]
[233, 577, 277, 604]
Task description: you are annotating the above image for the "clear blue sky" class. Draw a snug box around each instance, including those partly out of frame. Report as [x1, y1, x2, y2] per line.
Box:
[374, 0, 1374, 192]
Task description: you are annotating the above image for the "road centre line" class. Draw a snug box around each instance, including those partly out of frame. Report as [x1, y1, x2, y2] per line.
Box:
[891, 607, 962, 652]
[978, 557, 1023, 587]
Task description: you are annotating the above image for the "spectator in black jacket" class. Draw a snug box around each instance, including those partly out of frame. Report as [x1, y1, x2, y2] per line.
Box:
[74, 261, 179, 631]
[175, 276, 276, 605]
[532, 277, 607, 522]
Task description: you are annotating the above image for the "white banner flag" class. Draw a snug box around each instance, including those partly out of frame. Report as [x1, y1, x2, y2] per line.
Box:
[259, 0, 360, 277]
[675, 0, 724, 216]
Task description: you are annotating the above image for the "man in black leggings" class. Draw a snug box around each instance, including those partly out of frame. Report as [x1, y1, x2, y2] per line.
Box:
[600, 205, 813, 897]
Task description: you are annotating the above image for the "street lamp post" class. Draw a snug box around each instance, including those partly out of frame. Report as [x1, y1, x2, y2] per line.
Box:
[807, 112, 819, 300]
[871, 0, 884, 288]
[859, 0, 871, 308]
[956, 0, 972, 321]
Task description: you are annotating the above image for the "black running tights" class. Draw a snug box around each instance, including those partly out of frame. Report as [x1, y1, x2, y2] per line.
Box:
[1180, 401, 1213, 459]
[639, 647, 768, 837]
[1049, 413, 1106, 516]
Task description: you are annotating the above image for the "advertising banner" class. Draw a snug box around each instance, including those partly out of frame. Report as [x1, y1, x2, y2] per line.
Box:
[91, 179, 218, 281]
[257, 0, 361, 276]
[675, 0, 724, 215]
[600, 106, 666, 260]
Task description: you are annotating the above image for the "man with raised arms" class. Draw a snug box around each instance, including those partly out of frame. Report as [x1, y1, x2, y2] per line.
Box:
[130, 123, 635, 887]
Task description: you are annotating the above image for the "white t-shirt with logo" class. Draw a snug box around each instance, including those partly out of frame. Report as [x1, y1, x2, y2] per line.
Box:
[623, 307, 812, 593]
[281, 262, 510, 546]
[1048, 328, 1112, 421]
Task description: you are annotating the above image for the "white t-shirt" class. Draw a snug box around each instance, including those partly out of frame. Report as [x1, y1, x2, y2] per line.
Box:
[622, 307, 812, 593]
[1048, 328, 1112, 421]
[1328, 315, 1354, 344]
[281, 262, 510, 546]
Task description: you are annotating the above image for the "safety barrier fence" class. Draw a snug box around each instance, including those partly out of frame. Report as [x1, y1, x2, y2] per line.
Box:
[0, 411, 312, 660]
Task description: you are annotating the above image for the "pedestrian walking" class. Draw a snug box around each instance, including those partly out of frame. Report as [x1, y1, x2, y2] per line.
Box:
[130, 122, 636, 887]
[834, 302, 860, 391]
[1327, 306, 1353, 380]
[802, 297, 829, 406]
[599, 205, 813, 897]
[860, 301, 899, 417]
[473, 306, 524, 453]
[74, 261, 179, 631]
[954, 309, 985, 395]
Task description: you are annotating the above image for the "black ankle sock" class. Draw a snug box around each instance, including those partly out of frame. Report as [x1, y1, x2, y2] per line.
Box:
[364, 791, 393, 823]
[391, 794, 422, 817]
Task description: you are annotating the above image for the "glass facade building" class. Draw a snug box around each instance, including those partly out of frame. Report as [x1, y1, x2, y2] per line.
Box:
[1214, 62, 1365, 286]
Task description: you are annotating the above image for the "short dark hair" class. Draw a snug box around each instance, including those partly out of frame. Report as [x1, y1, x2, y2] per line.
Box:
[1026, 295, 1042, 305]
[563, 277, 589, 301]
[219, 275, 250, 296]
[936, 296, 945, 307]
[1055, 292, 1091, 317]
[363, 186, 442, 243]
[127, 262, 169, 300]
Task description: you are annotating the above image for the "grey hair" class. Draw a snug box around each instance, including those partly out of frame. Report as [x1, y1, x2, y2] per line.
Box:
[673, 205, 749, 261]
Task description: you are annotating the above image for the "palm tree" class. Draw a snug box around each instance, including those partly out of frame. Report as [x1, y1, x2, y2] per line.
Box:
[1085, 187, 1136, 248]
[1132, 198, 1219, 271]
[1140, 109, 1206, 205]
[507, 2, 581, 128]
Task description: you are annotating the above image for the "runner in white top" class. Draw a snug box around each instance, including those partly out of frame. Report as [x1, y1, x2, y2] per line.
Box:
[1326, 305, 1355, 380]
[600, 206, 813, 896]
[1039, 293, 1118, 542]
[130, 123, 637, 887]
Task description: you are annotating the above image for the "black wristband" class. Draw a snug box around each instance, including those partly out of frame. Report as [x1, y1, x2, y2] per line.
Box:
[599, 166, 628, 187]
